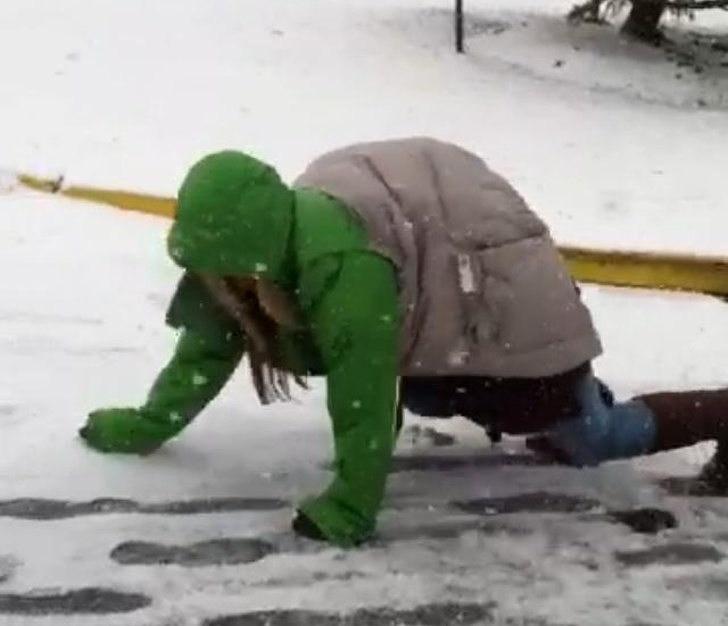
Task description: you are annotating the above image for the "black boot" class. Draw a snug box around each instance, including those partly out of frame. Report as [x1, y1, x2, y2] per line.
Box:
[638, 389, 728, 494]
[695, 440, 728, 493]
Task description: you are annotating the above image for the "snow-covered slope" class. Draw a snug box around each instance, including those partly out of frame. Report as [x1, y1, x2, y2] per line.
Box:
[1, 0, 727, 253]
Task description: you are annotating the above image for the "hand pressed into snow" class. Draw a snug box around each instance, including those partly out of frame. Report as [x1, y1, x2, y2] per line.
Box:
[79, 407, 182, 455]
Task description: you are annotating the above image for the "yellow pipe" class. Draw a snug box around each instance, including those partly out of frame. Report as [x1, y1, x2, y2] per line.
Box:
[560, 247, 728, 297]
[13, 173, 728, 297]
[17, 173, 176, 218]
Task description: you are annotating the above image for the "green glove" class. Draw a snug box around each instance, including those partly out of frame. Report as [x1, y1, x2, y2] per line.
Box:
[297, 485, 378, 548]
[79, 408, 183, 455]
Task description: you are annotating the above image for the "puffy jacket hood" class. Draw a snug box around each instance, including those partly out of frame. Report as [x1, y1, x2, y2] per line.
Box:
[167, 150, 294, 281]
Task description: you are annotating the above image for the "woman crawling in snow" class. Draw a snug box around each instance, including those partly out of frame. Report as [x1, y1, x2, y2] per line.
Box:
[79, 137, 728, 548]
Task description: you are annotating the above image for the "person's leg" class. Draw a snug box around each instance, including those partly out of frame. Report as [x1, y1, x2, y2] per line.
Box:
[400, 367, 589, 442]
[456, 364, 591, 436]
[399, 376, 503, 442]
[399, 377, 460, 419]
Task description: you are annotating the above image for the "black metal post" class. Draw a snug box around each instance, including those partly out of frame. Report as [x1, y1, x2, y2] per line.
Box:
[455, 0, 464, 53]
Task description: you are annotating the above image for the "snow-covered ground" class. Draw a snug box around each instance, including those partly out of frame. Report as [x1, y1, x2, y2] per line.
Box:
[1, 1, 728, 624]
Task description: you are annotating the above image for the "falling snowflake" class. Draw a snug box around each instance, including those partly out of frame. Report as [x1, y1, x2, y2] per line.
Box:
[457, 254, 476, 293]
[448, 348, 469, 366]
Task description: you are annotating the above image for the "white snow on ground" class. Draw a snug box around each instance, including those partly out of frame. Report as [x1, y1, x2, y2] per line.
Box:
[1, 0, 728, 624]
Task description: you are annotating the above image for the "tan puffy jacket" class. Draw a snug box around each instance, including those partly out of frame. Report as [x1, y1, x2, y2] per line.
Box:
[295, 137, 602, 378]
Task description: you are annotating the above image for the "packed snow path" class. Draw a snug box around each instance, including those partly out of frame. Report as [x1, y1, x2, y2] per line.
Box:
[2, 438, 728, 625]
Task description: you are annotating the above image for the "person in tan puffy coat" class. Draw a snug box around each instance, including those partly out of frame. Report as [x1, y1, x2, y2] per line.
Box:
[80, 137, 728, 549]
[297, 137, 728, 490]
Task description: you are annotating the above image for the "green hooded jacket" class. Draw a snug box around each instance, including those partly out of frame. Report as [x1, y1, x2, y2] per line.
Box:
[82, 151, 402, 548]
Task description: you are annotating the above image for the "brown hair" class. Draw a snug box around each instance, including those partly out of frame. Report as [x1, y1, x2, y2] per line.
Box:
[198, 275, 308, 404]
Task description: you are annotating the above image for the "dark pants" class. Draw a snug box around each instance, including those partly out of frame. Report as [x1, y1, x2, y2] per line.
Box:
[399, 362, 592, 435]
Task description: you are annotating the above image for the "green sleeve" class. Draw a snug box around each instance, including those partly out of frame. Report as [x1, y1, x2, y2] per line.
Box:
[141, 327, 244, 429]
[139, 271, 245, 428]
[142, 272, 244, 428]
[80, 279, 245, 455]
[297, 251, 401, 547]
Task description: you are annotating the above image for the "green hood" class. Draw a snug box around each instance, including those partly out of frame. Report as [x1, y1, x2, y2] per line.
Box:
[167, 150, 294, 281]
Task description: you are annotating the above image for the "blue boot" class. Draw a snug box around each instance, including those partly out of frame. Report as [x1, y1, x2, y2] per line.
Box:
[530, 376, 657, 468]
